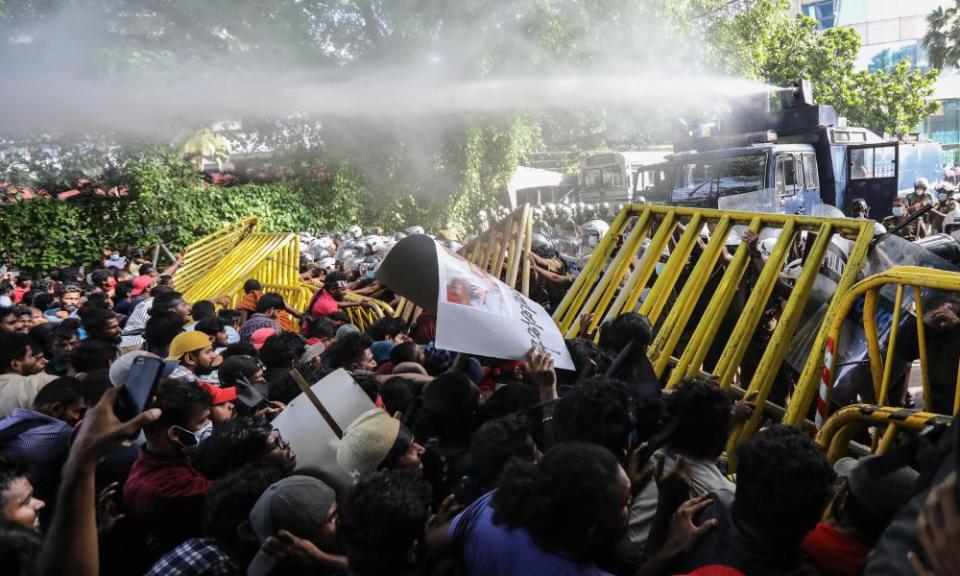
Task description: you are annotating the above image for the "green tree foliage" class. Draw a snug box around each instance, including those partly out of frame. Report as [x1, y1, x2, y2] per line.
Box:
[0, 0, 946, 271]
[923, 1, 960, 70]
[710, 0, 939, 137]
[0, 150, 362, 270]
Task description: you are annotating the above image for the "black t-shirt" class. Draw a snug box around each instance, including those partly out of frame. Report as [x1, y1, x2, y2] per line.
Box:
[673, 493, 819, 576]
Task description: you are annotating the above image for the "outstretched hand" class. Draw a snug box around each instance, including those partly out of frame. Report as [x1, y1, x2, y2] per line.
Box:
[658, 494, 719, 558]
[263, 529, 346, 569]
[97, 481, 125, 532]
[909, 472, 960, 576]
[71, 386, 161, 467]
[526, 347, 556, 391]
[732, 390, 758, 423]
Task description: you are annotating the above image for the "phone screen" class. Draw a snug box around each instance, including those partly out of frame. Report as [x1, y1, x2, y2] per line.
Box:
[116, 356, 164, 422]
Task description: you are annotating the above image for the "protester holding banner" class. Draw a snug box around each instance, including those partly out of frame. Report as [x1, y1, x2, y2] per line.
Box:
[0, 227, 957, 576]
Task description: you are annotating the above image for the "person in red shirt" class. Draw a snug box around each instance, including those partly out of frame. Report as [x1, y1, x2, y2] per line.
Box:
[12, 273, 32, 304]
[301, 271, 371, 334]
[801, 455, 919, 576]
[123, 378, 213, 561]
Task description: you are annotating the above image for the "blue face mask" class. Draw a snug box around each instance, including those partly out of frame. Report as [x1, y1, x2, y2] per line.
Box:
[366, 270, 376, 280]
[174, 421, 213, 449]
[892, 206, 904, 217]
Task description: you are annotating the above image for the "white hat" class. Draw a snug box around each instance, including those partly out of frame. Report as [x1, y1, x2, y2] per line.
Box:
[336, 408, 408, 480]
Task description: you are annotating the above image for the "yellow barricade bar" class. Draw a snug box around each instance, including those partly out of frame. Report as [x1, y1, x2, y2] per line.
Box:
[180, 232, 301, 307]
[175, 216, 260, 295]
[552, 204, 875, 469]
[460, 204, 533, 296]
[816, 404, 952, 463]
[784, 266, 960, 430]
[343, 292, 396, 319]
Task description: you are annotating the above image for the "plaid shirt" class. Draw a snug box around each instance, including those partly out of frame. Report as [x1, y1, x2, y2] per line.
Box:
[120, 296, 153, 348]
[0, 409, 71, 503]
[145, 538, 238, 576]
[239, 313, 280, 342]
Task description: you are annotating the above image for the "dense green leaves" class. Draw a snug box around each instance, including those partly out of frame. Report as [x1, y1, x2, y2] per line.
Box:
[0, 152, 363, 270]
[0, 0, 945, 271]
[711, 0, 940, 137]
[923, 2, 960, 70]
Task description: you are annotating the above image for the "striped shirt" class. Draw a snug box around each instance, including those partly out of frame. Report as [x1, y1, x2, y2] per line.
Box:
[120, 296, 154, 348]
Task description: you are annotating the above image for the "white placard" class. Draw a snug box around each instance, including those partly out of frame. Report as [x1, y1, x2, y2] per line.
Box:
[377, 235, 575, 370]
[270, 368, 376, 493]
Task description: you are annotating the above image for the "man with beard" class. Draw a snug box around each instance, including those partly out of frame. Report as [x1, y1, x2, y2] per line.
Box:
[80, 308, 122, 345]
[166, 331, 219, 383]
[0, 333, 57, 418]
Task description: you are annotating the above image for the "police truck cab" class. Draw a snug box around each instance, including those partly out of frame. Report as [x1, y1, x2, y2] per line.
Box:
[661, 80, 943, 219]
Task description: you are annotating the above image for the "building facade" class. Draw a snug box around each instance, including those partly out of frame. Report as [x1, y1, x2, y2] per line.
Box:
[801, 0, 960, 163]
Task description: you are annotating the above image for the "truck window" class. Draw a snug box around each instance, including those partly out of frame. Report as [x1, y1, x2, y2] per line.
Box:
[602, 167, 623, 188]
[584, 168, 603, 189]
[717, 154, 765, 197]
[802, 153, 819, 188]
[673, 161, 716, 202]
[850, 145, 896, 180]
[775, 155, 798, 196]
[874, 146, 896, 178]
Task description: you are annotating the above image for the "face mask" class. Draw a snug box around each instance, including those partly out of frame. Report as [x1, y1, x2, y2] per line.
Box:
[941, 193, 949, 202]
[173, 421, 213, 449]
[892, 207, 904, 217]
[194, 421, 214, 444]
[366, 270, 376, 280]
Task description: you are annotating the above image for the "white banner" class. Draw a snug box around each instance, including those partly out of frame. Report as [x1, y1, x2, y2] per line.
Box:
[271, 368, 376, 493]
[378, 235, 575, 370]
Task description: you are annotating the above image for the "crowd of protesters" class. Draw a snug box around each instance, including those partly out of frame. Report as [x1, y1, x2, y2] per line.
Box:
[0, 236, 957, 576]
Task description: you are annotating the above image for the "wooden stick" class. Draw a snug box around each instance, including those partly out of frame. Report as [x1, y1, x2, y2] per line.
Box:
[288, 368, 344, 438]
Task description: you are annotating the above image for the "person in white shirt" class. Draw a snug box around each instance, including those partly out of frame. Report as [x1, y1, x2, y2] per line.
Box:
[0, 333, 58, 419]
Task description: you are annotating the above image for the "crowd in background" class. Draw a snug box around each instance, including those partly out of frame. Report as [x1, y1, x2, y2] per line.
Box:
[0, 230, 957, 576]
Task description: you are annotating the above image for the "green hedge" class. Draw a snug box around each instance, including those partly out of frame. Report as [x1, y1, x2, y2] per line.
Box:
[0, 176, 363, 271]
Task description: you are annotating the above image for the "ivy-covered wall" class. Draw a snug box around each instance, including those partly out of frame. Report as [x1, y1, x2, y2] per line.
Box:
[1, 119, 533, 270]
[0, 170, 364, 271]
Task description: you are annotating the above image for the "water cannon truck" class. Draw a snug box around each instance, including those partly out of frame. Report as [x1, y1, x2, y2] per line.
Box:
[654, 79, 943, 219]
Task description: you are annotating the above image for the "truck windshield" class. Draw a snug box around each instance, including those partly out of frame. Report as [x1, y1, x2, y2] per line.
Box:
[673, 153, 766, 202]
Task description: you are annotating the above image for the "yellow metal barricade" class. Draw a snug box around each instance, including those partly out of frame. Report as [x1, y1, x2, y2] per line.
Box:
[816, 404, 952, 463]
[180, 232, 301, 306]
[340, 292, 386, 332]
[174, 216, 260, 294]
[784, 267, 960, 436]
[343, 292, 396, 318]
[256, 283, 315, 316]
[460, 204, 534, 296]
[553, 205, 875, 468]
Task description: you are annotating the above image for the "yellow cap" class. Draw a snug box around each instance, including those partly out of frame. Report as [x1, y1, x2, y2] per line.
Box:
[167, 331, 212, 360]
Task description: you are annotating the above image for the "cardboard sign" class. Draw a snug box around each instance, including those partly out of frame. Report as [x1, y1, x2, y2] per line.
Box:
[378, 235, 575, 370]
[270, 369, 376, 494]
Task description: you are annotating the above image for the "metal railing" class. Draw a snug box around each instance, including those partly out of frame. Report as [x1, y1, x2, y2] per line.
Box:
[175, 216, 260, 294]
[784, 266, 960, 433]
[552, 204, 877, 468]
[816, 404, 952, 463]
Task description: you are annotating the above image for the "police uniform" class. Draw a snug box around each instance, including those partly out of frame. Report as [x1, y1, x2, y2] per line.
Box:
[882, 215, 927, 239]
[907, 190, 935, 208]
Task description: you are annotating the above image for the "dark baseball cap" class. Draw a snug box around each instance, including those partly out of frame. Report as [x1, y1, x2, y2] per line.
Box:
[324, 271, 347, 290]
[217, 355, 263, 387]
[248, 475, 337, 576]
[834, 456, 919, 519]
